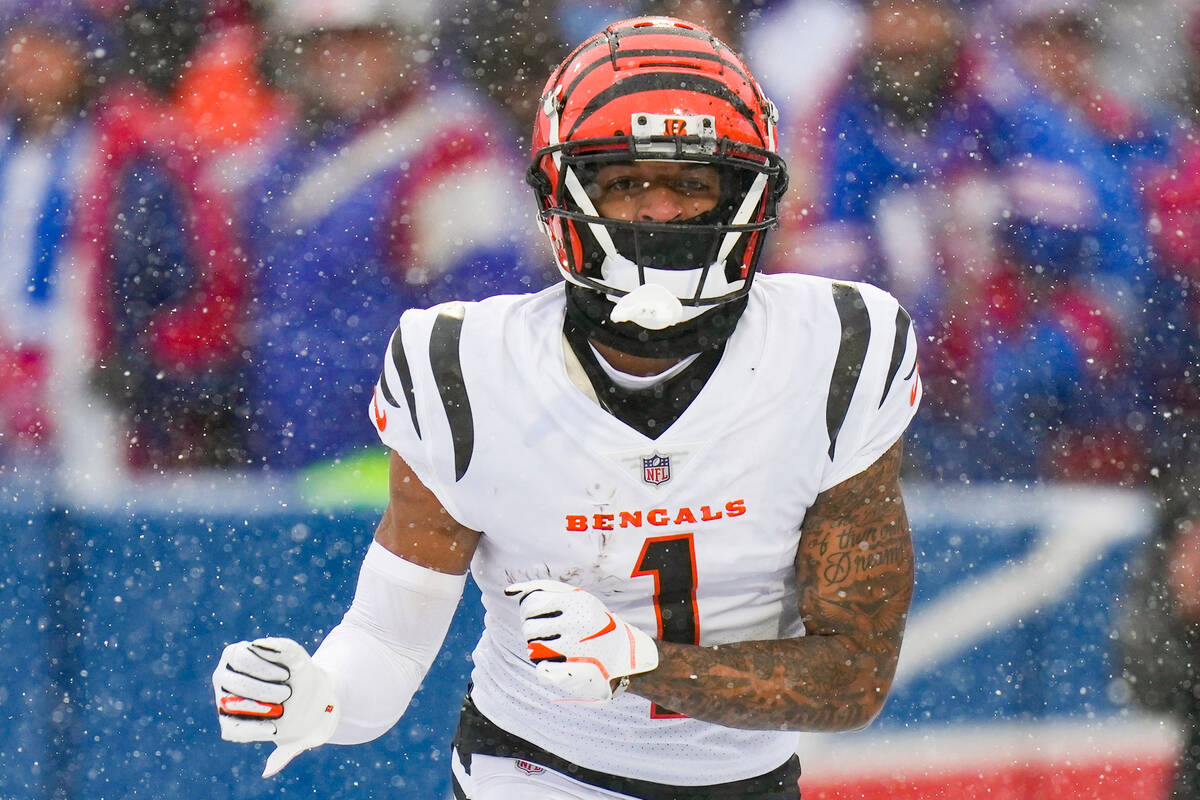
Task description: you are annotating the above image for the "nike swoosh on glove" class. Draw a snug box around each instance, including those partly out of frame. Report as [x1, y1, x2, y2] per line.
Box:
[213, 637, 340, 777]
[504, 580, 659, 702]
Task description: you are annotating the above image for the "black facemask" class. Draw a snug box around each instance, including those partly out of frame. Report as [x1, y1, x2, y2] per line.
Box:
[571, 163, 758, 282]
[564, 282, 748, 359]
[602, 204, 734, 277]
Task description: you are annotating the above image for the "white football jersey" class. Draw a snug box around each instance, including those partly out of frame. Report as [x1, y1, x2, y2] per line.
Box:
[369, 274, 920, 786]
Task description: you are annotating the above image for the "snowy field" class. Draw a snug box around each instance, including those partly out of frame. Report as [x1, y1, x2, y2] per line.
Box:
[2, 477, 1171, 798]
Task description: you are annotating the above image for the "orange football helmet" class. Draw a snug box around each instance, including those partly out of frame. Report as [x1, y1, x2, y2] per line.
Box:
[527, 16, 788, 309]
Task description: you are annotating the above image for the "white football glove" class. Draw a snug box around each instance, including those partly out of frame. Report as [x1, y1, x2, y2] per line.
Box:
[212, 637, 340, 777]
[504, 580, 659, 702]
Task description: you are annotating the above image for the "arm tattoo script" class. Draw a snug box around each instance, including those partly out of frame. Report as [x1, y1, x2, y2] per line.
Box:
[627, 439, 914, 731]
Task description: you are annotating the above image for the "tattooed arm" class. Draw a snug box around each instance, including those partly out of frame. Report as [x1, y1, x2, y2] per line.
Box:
[626, 438, 914, 731]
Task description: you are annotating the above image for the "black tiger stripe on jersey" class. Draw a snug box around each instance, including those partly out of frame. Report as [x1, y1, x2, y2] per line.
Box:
[879, 305, 912, 408]
[378, 368, 400, 408]
[388, 325, 421, 438]
[827, 283, 871, 460]
[566, 73, 759, 142]
[429, 304, 474, 481]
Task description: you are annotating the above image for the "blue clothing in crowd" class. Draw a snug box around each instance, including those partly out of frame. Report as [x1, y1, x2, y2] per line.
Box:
[243, 94, 541, 469]
[817, 67, 1172, 481]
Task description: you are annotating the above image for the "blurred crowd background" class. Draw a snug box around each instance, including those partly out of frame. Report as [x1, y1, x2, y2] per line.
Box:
[0, 0, 1196, 496]
[1, 0, 1200, 793]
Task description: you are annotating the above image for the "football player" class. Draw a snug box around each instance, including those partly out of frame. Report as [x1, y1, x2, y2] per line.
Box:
[213, 16, 922, 799]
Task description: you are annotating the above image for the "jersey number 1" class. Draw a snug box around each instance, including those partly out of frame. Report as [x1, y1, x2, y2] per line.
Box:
[632, 533, 698, 719]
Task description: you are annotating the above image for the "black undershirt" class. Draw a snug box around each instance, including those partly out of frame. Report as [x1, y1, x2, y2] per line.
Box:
[563, 317, 725, 440]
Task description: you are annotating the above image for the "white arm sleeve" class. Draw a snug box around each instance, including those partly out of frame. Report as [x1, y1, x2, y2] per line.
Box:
[312, 541, 467, 745]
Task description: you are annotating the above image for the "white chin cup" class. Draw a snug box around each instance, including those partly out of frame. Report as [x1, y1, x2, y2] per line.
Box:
[598, 252, 743, 329]
[610, 283, 685, 329]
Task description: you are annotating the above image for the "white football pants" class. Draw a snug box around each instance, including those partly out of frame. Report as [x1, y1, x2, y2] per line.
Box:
[451, 749, 641, 800]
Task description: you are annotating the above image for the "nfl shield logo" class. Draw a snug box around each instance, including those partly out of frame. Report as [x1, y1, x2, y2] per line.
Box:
[642, 454, 671, 486]
[515, 759, 545, 775]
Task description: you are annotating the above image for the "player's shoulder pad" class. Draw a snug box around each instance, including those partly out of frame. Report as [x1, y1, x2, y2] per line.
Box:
[825, 280, 918, 461]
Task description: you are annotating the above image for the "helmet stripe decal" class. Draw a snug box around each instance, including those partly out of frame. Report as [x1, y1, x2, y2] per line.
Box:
[613, 23, 715, 44]
[562, 49, 754, 106]
[613, 49, 753, 85]
[547, 37, 608, 90]
[566, 73, 760, 143]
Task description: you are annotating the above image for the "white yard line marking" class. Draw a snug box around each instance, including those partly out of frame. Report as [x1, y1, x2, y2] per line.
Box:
[894, 487, 1154, 688]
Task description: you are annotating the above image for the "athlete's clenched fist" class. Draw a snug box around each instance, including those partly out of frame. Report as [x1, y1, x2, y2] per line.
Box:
[505, 580, 659, 702]
[212, 637, 340, 777]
